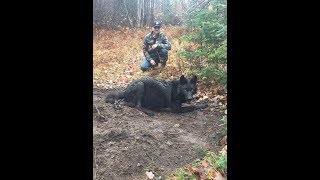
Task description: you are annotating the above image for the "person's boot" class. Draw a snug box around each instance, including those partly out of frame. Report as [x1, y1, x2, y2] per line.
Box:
[159, 57, 167, 67]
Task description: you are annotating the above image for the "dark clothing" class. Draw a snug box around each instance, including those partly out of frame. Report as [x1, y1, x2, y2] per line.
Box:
[148, 48, 168, 64]
[140, 49, 168, 71]
[142, 31, 171, 63]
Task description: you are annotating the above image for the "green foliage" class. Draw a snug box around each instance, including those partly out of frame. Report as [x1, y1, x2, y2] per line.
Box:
[203, 151, 216, 166]
[176, 168, 197, 180]
[193, 145, 209, 157]
[220, 115, 227, 135]
[202, 151, 227, 174]
[159, 0, 178, 25]
[219, 103, 227, 111]
[178, 0, 227, 86]
[214, 153, 227, 172]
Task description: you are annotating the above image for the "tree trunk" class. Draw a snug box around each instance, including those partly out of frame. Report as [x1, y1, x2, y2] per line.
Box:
[122, 0, 133, 28]
[150, 0, 154, 24]
[143, 0, 149, 27]
[137, 0, 141, 27]
[137, 0, 145, 27]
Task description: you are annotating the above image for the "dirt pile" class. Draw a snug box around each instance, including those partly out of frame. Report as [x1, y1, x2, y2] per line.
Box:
[93, 87, 225, 179]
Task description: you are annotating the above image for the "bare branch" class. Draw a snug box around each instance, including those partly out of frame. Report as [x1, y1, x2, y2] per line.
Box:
[94, 104, 107, 121]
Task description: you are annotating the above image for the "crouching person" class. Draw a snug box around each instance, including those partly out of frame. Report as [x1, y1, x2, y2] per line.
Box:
[141, 21, 171, 71]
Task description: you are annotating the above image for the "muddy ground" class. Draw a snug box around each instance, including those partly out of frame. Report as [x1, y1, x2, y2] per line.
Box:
[93, 86, 226, 180]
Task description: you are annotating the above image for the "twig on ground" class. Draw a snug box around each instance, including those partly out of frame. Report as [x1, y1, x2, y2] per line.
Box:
[146, 153, 154, 163]
[93, 147, 98, 180]
[94, 104, 107, 121]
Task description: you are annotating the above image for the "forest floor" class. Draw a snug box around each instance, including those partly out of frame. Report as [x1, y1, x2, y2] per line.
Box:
[93, 26, 227, 180]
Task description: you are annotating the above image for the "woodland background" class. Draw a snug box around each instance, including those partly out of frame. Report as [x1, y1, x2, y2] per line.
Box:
[93, 0, 227, 179]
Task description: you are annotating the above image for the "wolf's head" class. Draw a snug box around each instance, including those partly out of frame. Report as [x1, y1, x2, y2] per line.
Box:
[178, 75, 198, 103]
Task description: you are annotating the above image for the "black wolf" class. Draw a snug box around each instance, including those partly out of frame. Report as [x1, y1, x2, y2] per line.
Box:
[105, 75, 208, 116]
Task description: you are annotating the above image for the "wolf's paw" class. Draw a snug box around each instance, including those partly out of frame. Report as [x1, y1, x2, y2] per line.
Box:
[198, 103, 209, 109]
[137, 108, 155, 116]
[105, 97, 114, 103]
[113, 99, 124, 109]
[146, 111, 155, 116]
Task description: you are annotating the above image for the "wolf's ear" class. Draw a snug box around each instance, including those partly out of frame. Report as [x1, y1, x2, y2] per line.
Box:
[190, 75, 197, 84]
[180, 75, 188, 84]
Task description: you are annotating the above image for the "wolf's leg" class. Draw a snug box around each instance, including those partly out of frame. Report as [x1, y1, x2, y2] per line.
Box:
[180, 104, 209, 113]
[130, 82, 156, 116]
[137, 107, 155, 116]
[124, 102, 155, 116]
[105, 90, 125, 103]
[170, 102, 208, 113]
[169, 101, 183, 113]
[133, 82, 144, 108]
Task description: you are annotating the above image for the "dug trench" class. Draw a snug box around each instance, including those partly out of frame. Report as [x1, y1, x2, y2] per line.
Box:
[93, 87, 225, 180]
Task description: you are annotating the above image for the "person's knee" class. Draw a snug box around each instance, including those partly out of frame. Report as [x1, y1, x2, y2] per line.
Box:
[141, 65, 149, 71]
[140, 58, 150, 71]
[140, 62, 150, 71]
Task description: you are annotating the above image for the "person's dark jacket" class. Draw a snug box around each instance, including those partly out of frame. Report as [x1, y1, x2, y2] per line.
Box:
[143, 32, 171, 62]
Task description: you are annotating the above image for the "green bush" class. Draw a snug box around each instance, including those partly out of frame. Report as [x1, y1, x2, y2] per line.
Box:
[177, 169, 196, 180]
[178, 0, 227, 86]
[215, 153, 227, 172]
[220, 115, 227, 135]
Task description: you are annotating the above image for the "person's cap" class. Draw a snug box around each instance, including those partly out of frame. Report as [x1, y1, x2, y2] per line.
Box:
[152, 21, 161, 28]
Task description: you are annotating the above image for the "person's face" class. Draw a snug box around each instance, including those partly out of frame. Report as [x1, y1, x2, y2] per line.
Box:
[152, 26, 160, 34]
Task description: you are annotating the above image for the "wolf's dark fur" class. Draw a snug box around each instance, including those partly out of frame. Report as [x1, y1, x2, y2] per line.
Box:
[105, 75, 208, 116]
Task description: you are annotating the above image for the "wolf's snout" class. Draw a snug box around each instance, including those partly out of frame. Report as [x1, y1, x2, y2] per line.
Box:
[187, 93, 193, 101]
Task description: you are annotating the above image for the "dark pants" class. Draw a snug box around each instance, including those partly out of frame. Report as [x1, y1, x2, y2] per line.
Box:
[141, 48, 168, 71]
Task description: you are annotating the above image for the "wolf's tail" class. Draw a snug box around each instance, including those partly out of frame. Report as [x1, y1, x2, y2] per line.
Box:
[105, 90, 125, 103]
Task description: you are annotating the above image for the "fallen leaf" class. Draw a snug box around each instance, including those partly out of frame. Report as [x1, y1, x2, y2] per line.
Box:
[220, 148, 227, 156]
[220, 135, 227, 145]
[202, 161, 209, 168]
[185, 165, 198, 174]
[118, 76, 125, 81]
[207, 168, 216, 179]
[202, 95, 209, 100]
[198, 168, 207, 179]
[220, 145, 227, 155]
[214, 171, 227, 180]
[146, 171, 155, 179]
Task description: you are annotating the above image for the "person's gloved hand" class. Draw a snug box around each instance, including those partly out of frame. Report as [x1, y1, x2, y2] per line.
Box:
[151, 44, 158, 49]
[150, 59, 156, 65]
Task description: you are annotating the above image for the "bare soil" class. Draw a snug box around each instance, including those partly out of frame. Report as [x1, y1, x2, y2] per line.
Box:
[93, 87, 225, 180]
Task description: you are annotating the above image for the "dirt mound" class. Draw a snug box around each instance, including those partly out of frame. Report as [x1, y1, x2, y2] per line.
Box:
[93, 87, 225, 179]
